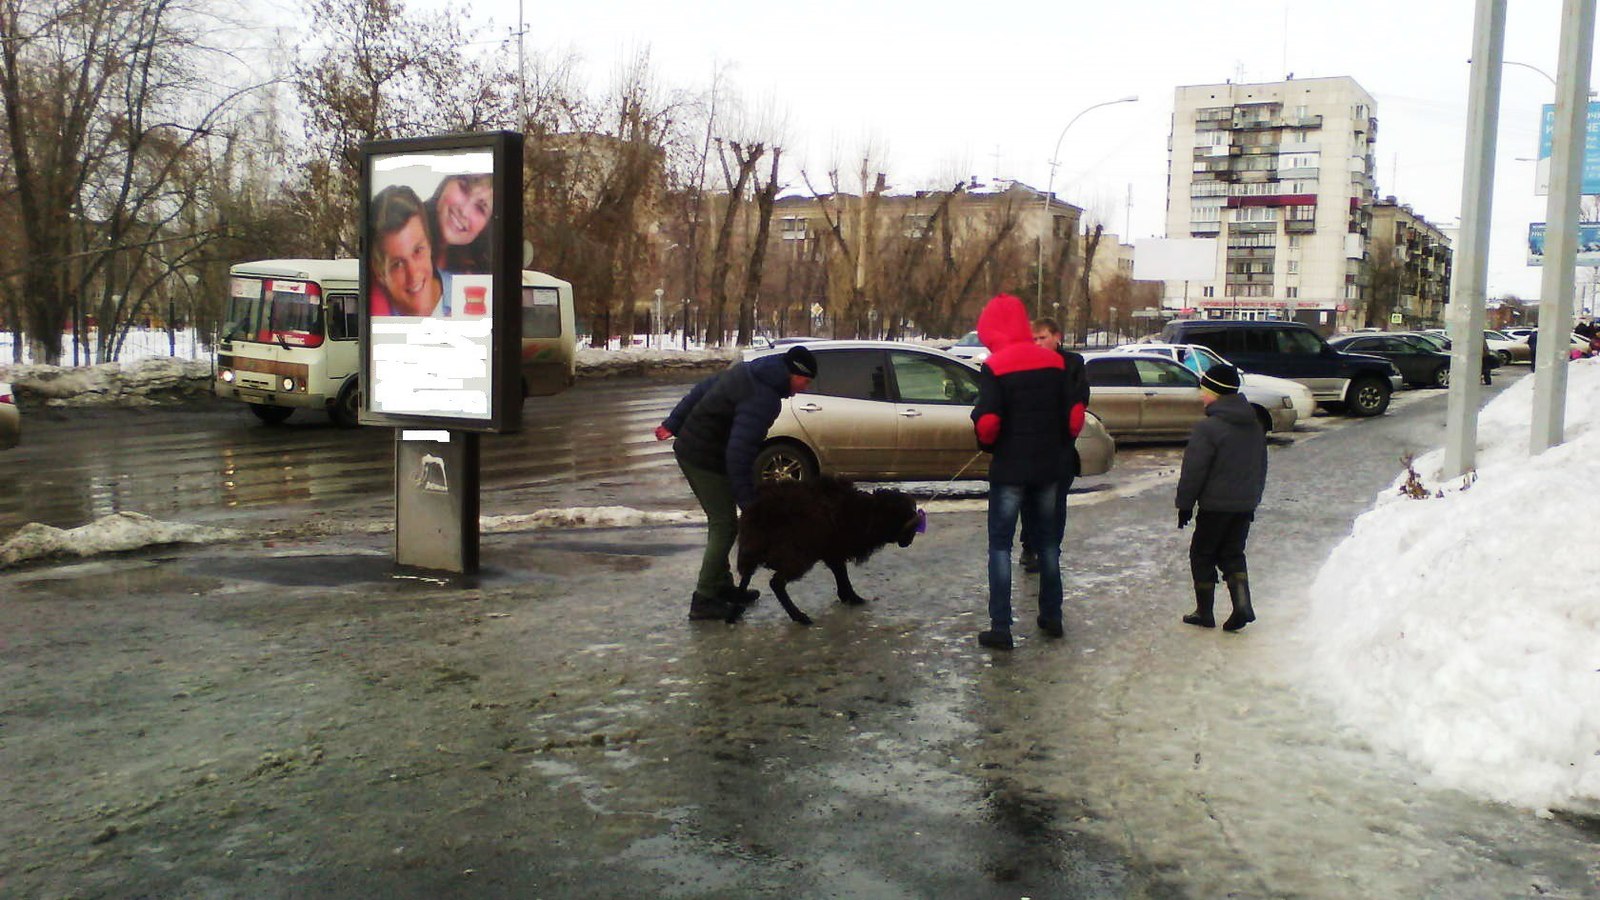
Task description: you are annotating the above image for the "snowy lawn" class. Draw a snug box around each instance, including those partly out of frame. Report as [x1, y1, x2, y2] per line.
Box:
[1305, 358, 1600, 811]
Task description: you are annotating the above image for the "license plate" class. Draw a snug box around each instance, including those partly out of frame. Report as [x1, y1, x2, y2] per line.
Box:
[238, 389, 270, 404]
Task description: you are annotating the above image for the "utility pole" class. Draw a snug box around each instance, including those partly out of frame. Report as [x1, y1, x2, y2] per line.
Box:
[1531, 0, 1597, 453]
[1442, 0, 1506, 480]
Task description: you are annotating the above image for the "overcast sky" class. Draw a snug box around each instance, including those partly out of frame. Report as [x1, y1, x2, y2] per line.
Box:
[283, 0, 1593, 303]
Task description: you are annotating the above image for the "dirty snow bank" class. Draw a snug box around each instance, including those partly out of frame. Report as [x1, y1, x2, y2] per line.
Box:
[0, 507, 705, 569]
[2, 357, 215, 407]
[0, 512, 240, 567]
[1304, 358, 1600, 811]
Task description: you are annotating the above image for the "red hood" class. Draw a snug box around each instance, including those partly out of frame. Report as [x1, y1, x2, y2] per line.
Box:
[975, 293, 1063, 377]
[976, 294, 1032, 352]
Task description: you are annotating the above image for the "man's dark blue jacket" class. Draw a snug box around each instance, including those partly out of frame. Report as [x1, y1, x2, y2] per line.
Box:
[662, 354, 794, 508]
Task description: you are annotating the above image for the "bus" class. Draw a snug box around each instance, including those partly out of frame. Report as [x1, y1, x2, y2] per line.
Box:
[215, 259, 576, 425]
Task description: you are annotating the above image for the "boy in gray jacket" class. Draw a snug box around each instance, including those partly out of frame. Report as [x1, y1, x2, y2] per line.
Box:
[1175, 364, 1268, 632]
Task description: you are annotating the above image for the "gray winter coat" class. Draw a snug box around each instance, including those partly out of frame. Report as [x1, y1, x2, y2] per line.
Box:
[1175, 392, 1267, 513]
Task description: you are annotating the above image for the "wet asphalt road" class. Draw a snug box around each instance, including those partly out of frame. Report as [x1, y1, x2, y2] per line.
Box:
[0, 372, 1199, 540]
[5, 367, 1596, 897]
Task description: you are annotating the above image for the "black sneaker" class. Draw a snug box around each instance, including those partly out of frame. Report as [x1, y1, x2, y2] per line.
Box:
[688, 592, 737, 621]
[720, 585, 760, 605]
[977, 630, 1014, 650]
[1036, 616, 1064, 638]
[1019, 549, 1039, 573]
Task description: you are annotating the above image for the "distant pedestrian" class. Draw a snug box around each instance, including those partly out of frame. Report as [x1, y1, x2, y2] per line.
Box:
[1176, 364, 1268, 633]
[656, 345, 819, 621]
[1528, 329, 1539, 371]
[1481, 336, 1495, 386]
[970, 295, 1077, 650]
[1019, 317, 1090, 575]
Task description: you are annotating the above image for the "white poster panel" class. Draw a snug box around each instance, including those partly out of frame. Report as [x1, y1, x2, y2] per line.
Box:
[1133, 238, 1218, 281]
[368, 149, 497, 420]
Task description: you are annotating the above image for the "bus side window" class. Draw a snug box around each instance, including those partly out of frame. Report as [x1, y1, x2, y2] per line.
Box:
[328, 293, 360, 340]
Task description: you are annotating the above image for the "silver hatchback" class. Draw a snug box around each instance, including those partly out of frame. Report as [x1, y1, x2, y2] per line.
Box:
[749, 341, 1114, 483]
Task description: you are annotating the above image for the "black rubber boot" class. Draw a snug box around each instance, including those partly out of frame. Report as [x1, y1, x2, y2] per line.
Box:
[977, 630, 1014, 650]
[688, 592, 738, 621]
[1222, 573, 1256, 632]
[1183, 582, 1216, 628]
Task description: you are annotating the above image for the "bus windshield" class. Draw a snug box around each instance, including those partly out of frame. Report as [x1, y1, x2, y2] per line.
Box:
[224, 277, 324, 347]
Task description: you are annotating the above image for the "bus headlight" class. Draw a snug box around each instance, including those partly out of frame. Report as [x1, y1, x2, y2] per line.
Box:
[281, 376, 296, 392]
[220, 368, 235, 383]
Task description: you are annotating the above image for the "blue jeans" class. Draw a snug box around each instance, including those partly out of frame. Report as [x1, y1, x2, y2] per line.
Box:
[1020, 473, 1074, 554]
[987, 482, 1062, 632]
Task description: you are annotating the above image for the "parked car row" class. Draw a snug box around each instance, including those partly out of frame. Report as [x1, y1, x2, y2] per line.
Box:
[748, 341, 1113, 484]
[1158, 319, 1403, 416]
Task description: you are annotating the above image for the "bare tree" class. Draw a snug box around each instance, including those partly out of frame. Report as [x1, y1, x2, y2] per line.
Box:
[290, 0, 514, 257]
[0, 0, 257, 363]
[1073, 223, 1104, 344]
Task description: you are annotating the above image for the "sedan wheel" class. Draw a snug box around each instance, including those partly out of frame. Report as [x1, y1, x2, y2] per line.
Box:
[1497, 350, 1513, 366]
[1433, 365, 1450, 388]
[754, 442, 817, 483]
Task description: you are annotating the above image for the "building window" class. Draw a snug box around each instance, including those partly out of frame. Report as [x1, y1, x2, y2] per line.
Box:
[1191, 201, 1223, 223]
[903, 214, 932, 238]
[1286, 286, 1298, 298]
[1288, 235, 1301, 249]
[1202, 286, 1215, 298]
[780, 217, 809, 240]
[1235, 206, 1278, 223]
[1287, 260, 1299, 274]
[1053, 215, 1073, 239]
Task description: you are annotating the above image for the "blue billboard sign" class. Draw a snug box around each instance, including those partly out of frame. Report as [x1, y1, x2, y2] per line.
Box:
[1527, 221, 1600, 266]
[1536, 103, 1600, 196]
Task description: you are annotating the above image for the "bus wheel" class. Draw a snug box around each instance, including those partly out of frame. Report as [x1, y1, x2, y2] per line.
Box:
[329, 380, 361, 428]
[250, 403, 293, 425]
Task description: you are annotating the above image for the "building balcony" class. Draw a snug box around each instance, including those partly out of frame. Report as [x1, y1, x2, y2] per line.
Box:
[1227, 247, 1277, 259]
[1229, 221, 1277, 234]
[1285, 219, 1317, 234]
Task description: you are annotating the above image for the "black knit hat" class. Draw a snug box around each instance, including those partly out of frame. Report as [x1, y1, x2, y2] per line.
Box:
[784, 345, 818, 377]
[1200, 363, 1241, 395]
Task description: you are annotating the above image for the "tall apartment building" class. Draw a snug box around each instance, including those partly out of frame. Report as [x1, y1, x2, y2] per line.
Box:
[1165, 76, 1378, 331]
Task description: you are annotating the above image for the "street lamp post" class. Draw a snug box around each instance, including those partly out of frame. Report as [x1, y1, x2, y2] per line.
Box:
[1035, 95, 1139, 318]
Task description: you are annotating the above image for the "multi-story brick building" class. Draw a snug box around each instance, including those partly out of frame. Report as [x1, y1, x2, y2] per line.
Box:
[1365, 197, 1452, 328]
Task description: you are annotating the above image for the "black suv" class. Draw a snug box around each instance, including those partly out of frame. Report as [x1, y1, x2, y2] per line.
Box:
[1158, 319, 1404, 417]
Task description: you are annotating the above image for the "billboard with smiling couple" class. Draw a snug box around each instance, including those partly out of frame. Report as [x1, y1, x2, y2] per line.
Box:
[359, 131, 524, 432]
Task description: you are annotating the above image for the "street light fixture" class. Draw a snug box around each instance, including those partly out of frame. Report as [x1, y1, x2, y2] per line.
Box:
[1035, 95, 1140, 319]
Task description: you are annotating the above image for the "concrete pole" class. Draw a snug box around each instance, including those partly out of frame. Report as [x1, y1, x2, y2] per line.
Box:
[1531, 0, 1597, 453]
[1443, 0, 1506, 479]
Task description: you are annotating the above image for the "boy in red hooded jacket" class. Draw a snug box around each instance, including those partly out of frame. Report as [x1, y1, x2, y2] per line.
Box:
[970, 294, 1083, 650]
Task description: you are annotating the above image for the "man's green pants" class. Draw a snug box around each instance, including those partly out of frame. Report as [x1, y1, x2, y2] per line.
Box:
[678, 458, 738, 598]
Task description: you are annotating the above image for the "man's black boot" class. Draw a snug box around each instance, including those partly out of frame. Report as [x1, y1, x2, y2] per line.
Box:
[688, 592, 737, 621]
[1183, 581, 1216, 628]
[1019, 548, 1039, 573]
[1222, 573, 1256, 632]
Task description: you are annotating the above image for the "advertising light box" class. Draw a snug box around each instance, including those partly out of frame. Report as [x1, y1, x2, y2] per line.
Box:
[358, 132, 523, 433]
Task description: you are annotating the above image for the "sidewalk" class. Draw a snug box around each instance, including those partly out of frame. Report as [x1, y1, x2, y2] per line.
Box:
[2, 385, 1595, 898]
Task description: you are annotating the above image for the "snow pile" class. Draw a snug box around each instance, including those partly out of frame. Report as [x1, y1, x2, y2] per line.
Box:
[481, 507, 703, 532]
[0, 512, 238, 568]
[1306, 359, 1600, 810]
[0, 357, 213, 407]
[576, 346, 735, 378]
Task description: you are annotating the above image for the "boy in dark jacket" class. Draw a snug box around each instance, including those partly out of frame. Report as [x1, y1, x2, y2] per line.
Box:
[657, 345, 818, 621]
[971, 295, 1077, 650]
[1175, 364, 1268, 632]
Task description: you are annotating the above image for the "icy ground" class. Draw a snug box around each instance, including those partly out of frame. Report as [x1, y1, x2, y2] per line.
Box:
[1303, 359, 1600, 811]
